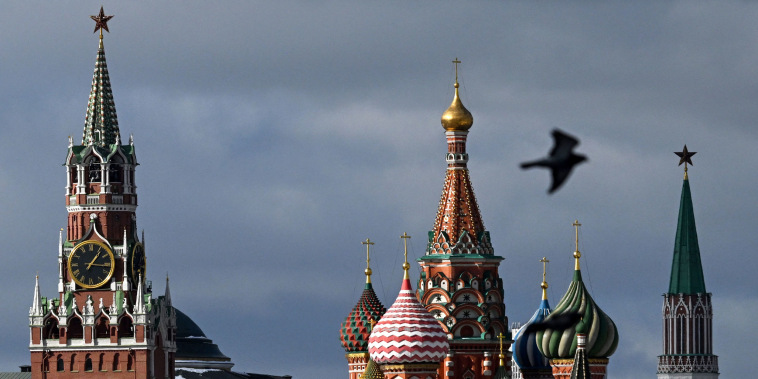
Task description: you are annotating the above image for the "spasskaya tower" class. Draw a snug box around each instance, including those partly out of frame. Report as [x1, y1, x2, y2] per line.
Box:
[28, 8, 176, 379]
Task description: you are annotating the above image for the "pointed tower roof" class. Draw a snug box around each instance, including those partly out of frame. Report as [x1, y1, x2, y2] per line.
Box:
[424, 59, 496, 258]
[536, 221, 618, 360]
[513, 258, 552, 371]
[82, 7, 120, 147]
[668, 146, 706, 294]
[340, 239, 387, 353]
[30, 276, 44, 316]
[368, 234, 449, 364]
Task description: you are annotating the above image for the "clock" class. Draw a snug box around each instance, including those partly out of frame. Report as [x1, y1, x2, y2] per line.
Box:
[68, 240, 115, 289]
[131, 243, 146, 281]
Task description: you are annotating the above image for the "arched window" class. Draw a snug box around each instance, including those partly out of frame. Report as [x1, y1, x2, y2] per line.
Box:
[43, 318, 60, 339]
[109, 162, 122, 183]
[119, 316, 134, 338]
[70, 354, 77, 372]
[112, 353, 120, 371]
[127, 353, 134, 371]
[95, 317, 109, 338]
[67, 317, 83, 339]
[84, 355, 92, 372]
[88, 160, 101, 183]
[98, 353, 105, 371]
[56, 355, 64, 372]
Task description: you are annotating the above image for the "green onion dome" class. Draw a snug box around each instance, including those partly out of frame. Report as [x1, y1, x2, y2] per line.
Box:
[536, 270, 618, 359]
[340, 282, 387, 353]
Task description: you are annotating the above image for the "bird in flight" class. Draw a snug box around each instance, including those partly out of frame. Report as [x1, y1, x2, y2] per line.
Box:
[520, 129, 587, 194]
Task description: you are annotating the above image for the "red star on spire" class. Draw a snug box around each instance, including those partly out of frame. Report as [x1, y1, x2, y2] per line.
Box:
[675, 145, 696, 166]
[90, 6, 114, 34]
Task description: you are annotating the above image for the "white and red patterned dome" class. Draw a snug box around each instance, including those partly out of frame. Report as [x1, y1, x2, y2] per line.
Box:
[368, 278, 449, 364]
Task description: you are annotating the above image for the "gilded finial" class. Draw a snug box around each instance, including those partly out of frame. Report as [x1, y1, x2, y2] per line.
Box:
[362, 238, 375, 284]
[675, 145, 696, 180]
[441, 58, 474, 132]
[540, 257, 550, 300]
[400, 232, 411, 279]
[572, 220, 582, 271]
[498, 332, 506, 365]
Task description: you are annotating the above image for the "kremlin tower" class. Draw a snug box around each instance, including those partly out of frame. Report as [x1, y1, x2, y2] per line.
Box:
[340, 239, 387, 379]
[28, 8, 176, 379]
[368, 234, 450, 378]
[512, 258, 553, 379]
[416, 59, 509, 378]
[656, 147, 719, 378]
[536, 221, 618, 379]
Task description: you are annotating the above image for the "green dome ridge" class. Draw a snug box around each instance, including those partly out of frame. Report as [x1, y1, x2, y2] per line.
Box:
[536, 271, 618, 359]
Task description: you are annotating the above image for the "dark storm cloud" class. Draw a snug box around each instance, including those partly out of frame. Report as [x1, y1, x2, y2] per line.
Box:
[1, 2, 756, 378]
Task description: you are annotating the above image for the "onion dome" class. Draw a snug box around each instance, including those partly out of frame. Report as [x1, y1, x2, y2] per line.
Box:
[441, 59, 473, 132]
[340, 239, 387, 353]
[361, 358, 385, 379]
[340, 281, 386, 352]
[368, 234, 449, 363]
[536, 222, 618, 360]
[513, 260, 552, 371]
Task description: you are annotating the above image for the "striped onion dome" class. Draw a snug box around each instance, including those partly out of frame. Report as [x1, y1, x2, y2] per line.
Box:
[513, 298, 552, 371]
[536, 270, 618, 359]
[340, 282, 386, 352]
[368, 278, 449, 364]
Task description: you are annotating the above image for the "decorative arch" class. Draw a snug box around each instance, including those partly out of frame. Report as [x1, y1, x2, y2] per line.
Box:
[119, 315, 134, 338]
[67, 316, 84, 339]
[95, 315, 110, 338]
[453, 320, 485, 338]
[43, 317, 60, 339]
[113, 353, 120, 371]
[453, 289, 483, 304]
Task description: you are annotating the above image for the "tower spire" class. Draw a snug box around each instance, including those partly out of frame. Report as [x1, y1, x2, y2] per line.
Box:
[669, 148, 706, 294]
[83, 7, 120, 147]
[30, 276, 44, 317]
[658, 146, 718, 377]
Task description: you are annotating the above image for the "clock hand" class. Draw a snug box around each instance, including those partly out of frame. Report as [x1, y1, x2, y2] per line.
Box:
[88, 263, 111, 267]
[87, 251, 101, 270]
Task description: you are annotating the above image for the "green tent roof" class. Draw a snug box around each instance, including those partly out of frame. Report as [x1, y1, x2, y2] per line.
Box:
[668, 178, 707, 294]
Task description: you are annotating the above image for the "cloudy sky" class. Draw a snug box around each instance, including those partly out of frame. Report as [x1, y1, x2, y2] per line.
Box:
[1, 2, 757, 378]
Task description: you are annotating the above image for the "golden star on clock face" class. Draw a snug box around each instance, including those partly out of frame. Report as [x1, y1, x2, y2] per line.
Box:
[68, 240, 115, 289]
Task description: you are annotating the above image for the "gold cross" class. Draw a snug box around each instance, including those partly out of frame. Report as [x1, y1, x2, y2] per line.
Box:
[368, 317, 377, 333]
[362, 238, 374, 283]
[452, 58, 461, 84]
[401, 232, 411, 278]
[572, 220, 582, 270]
[540, 257, 550, 282]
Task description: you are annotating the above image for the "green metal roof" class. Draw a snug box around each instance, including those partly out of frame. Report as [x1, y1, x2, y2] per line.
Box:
[668, 178, 707, 294]
[82, 37, 120, 147]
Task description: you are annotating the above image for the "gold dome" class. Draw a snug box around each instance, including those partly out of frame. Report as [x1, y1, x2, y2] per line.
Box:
[441, 82, 473, 131]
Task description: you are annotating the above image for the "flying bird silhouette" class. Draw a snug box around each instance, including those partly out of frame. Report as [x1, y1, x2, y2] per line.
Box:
[520, 129, 587, 194]
[522, 312, 583, 335]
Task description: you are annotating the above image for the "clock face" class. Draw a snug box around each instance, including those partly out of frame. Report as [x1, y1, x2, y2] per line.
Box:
[68, 240, 115, 289]
[131, 243, 146, 281]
